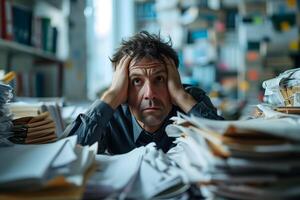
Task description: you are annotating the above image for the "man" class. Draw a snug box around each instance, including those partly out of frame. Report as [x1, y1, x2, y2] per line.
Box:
[66, 31, 223, 154]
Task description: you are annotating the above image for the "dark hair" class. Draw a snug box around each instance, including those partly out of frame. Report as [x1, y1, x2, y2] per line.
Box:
[110, 31, 179, 69]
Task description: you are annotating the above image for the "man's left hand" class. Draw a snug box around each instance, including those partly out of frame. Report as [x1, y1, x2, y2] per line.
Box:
[164, 56, 197, 113]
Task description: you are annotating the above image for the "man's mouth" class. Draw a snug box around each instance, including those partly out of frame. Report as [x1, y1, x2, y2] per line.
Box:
[142, 107, 160, 112]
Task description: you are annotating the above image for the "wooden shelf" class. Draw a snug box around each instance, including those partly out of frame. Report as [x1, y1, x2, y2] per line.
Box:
[0, 39, 63, 63]
[0, 38, 64, 97]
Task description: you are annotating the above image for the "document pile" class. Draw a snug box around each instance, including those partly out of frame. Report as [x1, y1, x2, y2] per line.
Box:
[9, 101, 65, 138]
[0, 83, 13, 146]
[83, 143, 189, 200]
[9, 112, 57, 144]
[263, 68, 300, 107]
[166, 111, 300, 200]
[0, 135, 97, 200]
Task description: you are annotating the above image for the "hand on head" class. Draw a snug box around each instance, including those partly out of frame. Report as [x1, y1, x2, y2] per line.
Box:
[163, 56, 184, 106]
[163, 56, 197, 112]
[101, 55, 132, 109]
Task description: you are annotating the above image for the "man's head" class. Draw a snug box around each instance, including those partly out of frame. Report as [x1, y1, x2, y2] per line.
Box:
[110, 31, 179, 132]
[110, 31, 179, 70]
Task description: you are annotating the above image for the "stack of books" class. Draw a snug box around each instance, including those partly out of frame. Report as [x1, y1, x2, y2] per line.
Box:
[166, 111, 300, 200]
[0, 135, 98, 200]
[9, 112, 57, 144]
[0, 83, 13, 146]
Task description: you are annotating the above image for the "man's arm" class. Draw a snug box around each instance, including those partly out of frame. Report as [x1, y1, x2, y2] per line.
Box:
[101, 55, 132, 109]
[185, 86, 224, 120]
[64, 100, 114, 152]
[64, 55, 132, 151]
[164, 56, 197, 113]
[164, 56, 223, 120]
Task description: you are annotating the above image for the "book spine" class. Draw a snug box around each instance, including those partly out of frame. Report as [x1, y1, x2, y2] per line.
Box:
[0, 0, 2, 36]
[41, 17, 51, 52]
[51, 27, 57, 54]
[16, 72, 23, 96]
[31, 16, 42, 48]
[12, 5, 33, 45]
[35, 72, 44, 97]
[1, 0, 13, 40]
[46, 23, 53, 52]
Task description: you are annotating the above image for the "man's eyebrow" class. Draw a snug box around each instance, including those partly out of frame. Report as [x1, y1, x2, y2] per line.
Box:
[129, 68, 167, 77]
[153, 69, 167, 75]
[129, 71, 143, 77]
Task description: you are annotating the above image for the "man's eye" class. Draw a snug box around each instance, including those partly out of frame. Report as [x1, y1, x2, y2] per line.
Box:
[156, 76, 165, 82]
[132, 78, 141, 85]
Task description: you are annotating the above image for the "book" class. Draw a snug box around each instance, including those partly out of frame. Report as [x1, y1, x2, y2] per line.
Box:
[51, 26, 58, 53]
[41, 17, 51, 52]
[12, 5, 32, 45]
[0, 0, 13, 40]
[31, 16, 42, 48]
[34, 71, 45, 97]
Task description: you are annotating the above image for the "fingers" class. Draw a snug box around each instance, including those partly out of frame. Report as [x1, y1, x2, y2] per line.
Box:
[122, 55, 132, 71]
[162, 55, 176, 73]
[163, 55, 183, 93]
[162, 55, 175, 65]
[166, 57, 176, 68]
[116, 55, 131, 71]
[163, 55, 179, 78]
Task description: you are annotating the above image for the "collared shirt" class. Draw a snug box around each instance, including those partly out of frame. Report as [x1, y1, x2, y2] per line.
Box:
[65, 86, 223, 154]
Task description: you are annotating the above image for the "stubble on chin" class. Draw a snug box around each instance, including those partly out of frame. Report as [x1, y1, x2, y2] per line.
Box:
[141, 114, 164, 127]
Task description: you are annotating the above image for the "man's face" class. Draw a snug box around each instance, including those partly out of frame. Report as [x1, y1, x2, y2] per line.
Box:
[128, 57, 172, 132]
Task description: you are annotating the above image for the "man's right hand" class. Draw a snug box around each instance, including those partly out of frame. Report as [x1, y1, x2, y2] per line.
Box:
[101, 55, 132, 109]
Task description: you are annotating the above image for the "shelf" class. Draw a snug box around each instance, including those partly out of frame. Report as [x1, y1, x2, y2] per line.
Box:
[0, 39, 63, 63]
[0, 39, 64, 97]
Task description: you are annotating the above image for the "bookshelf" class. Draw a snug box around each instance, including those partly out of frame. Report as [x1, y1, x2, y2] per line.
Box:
[0, 38, 64, 97]
[0, 39, 63, 63]
[0, 0, 69, 97]
[134, 0, 158, 33]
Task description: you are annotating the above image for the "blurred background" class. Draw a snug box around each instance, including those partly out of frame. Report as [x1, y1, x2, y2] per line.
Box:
[0, 0, 299, 119]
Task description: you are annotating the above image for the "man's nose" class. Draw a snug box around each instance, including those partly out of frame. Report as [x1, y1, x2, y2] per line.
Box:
[144, 82, 156, 100]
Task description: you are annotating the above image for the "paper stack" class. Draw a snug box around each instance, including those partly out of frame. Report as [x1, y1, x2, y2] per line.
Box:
[0, 135, 97, 200]
[8, 102, 43, 119]
[166, 111, 300, 200]
[9, 112, 57, 144]
[83, 143, 189, 200]
[0, 83, 14, 146]
[263, 68, 300, 108]
[9, 102, 65, 138]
